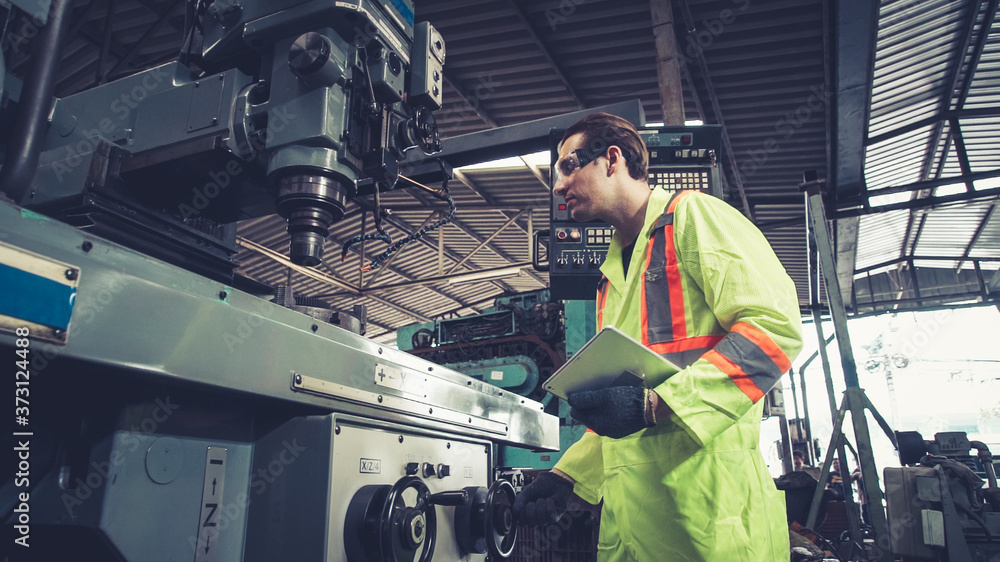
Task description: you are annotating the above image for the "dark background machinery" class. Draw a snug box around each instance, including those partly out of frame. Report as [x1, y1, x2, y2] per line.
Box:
[0, 1, 559, 561]
[885, 430, 999, 561]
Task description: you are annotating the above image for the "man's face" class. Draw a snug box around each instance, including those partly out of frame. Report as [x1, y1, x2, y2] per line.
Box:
[553, 133, 607, 222]
[794, 456, 803, 469]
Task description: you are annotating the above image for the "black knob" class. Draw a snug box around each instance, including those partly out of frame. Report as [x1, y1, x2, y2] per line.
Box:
[405, 462, 420, 476]
[422, 462, 435, 478]
[437, 464, 450, 478]
[288, 32, 331, 75]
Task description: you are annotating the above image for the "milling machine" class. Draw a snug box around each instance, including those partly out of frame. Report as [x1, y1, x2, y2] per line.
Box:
[0, 1, 559, 560]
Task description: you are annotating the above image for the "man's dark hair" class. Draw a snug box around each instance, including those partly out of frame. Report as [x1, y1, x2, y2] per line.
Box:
[561, 112, 649, 180]
[793, 450, 806, 460]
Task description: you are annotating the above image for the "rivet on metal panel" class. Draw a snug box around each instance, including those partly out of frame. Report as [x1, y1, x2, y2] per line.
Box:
[219, 291, 227, 299]
[378, 348, 383, 354]
[428, 366, 433, 371]
[293, 373, 302, 385]
[428, 408, 433, 414]
[311, 324, 318, 332]
[335, 425, 341, 435]
[81, 241, 93, 252]
[398, 435, 404, 443]
[446, 443, 451, 449]
[64, 269, 77, 280]
[377, 395, 383, 403]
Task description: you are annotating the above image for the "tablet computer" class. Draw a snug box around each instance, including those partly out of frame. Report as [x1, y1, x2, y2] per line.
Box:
[542, 326, 681, 400]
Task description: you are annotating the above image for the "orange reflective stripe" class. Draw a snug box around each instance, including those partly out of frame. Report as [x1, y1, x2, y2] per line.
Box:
[596, 277, 609, 328]
[648, 335, 724, 354]
[664, 190, 695, 340]
[732, 322, 791, 373]
[704, 349, 765, 403]
[663, 222, 686, 339]
[667, 189, 694, 214]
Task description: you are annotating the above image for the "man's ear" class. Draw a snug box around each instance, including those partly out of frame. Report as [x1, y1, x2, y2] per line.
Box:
[606, 145, 623, 176]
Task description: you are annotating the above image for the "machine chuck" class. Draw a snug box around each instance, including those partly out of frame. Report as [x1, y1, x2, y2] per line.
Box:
[274, 173, 350, 266]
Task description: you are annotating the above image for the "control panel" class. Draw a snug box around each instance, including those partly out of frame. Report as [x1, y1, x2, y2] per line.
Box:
[547, 125, 723, 300]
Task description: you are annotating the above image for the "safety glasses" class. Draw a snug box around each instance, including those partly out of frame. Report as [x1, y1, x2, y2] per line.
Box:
[554, 147, 604, 181]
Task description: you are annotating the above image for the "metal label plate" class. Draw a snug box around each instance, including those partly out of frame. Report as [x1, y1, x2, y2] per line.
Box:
[374, 363, 405, 390]
[194, 447, 228, 562]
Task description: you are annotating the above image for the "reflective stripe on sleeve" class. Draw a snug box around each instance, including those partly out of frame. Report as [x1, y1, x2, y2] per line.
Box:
[703, 349, 766, 403]
[731, 322, 792, 372]
[649, 334, 725, 368]
[705, 323, 790, 402]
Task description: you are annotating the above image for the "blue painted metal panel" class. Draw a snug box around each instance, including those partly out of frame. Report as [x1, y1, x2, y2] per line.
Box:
[0, 262, 76, 329]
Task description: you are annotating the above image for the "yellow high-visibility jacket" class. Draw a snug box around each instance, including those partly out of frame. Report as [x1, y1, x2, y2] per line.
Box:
[554, 188, 803, 561]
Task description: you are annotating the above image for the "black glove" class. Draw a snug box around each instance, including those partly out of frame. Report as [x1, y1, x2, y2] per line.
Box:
[567, 385, 653, 438]
[512, 471, 574, 526]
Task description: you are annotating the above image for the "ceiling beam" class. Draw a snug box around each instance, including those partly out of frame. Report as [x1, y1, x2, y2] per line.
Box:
[504, 0, 585, 110]
[335, 211, 494, 314]
[677, 0, 752, 221]
[899, 0, 986, 267]
[447, 210, 525, 274]
[107, 0, 183, 79]
[957, 205, 995, 271]
[96, 0, 116, 85]
[830, 0, 878, 307]
[450, 170, 549, 286]
[442, 72, 499, 128]
[650, 0, 685, 126]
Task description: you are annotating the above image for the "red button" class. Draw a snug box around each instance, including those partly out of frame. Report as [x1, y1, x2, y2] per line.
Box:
[681, 134, 692, 144]
[558, 204, 567, 210]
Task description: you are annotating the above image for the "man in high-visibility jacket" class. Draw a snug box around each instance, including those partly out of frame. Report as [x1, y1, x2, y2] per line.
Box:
[513, 113, 803, 561]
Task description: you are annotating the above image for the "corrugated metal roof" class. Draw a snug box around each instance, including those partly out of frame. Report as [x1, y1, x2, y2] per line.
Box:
[853, 0, 999, 312]
[5, 0, 995, 340]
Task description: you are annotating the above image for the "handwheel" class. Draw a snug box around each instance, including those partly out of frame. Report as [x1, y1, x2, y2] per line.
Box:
[484, 479, 517, 560]
[380, 476, 437, 562]
[454, 480, 518, 560]
[345, 476, 437, 562]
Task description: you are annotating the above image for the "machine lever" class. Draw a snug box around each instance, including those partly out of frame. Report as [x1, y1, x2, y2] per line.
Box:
[428, 490, 469, 506]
